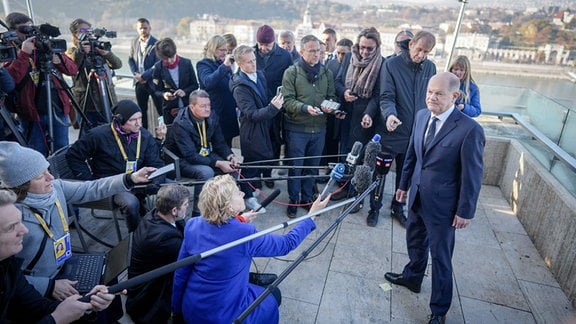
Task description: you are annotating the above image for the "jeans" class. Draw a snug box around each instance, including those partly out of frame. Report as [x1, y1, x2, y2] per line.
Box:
[21, 113, 69, 156]
[180, 162, 214, 216]
[114, 191, 141, 232]
[285, 129, 325, 202]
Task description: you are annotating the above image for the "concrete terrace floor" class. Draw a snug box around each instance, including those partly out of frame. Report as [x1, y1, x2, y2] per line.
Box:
[74, 168, 576, 323]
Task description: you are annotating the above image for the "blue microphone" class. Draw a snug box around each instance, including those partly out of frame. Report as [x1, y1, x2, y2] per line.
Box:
[320, 163, 346, 200]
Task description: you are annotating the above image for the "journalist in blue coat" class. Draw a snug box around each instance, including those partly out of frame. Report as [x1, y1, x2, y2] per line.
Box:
[386, 72, 485, 323]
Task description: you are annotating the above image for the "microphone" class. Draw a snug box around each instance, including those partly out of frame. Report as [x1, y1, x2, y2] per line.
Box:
[319, 163, 346, 200]
[254, 189, 281, 213]
[239, 189, 281, 217]
[345, 141, 363, 172]
[351, 164, 373, 193]
[374, 152, 394, 201]
[39, 23, 62, 37]
[364, 134, 381, 172]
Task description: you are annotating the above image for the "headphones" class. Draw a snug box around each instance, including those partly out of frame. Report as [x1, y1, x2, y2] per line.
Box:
[112, 113, 124, 125]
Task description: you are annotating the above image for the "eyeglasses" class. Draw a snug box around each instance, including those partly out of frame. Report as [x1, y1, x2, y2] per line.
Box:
[359, 46, 375, 52]
[305, 49, 321, 54]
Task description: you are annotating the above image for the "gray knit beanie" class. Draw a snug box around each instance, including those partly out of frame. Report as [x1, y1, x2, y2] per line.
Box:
[0, 141, 50, 188]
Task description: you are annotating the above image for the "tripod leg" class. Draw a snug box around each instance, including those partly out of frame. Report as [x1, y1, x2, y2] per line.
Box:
[0, 105, 27, 146]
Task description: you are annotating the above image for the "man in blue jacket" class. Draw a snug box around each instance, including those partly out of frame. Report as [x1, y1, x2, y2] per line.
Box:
[128, 18, 161, 130]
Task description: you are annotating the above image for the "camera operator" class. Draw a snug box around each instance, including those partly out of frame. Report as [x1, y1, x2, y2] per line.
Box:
[4, 12, 78, 156]
[66, 18, 121, 134]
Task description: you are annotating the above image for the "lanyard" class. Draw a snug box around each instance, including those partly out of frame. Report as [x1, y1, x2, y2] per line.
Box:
[111, 123, 141, 161]
[32, 200, 68, 240]
[196, 120, 208, 148]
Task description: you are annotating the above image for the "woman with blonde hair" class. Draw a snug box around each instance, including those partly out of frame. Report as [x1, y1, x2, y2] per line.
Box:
[172, 174, 330, 323]
[196, 35, 239, 148]
[449, 55, 482, 117]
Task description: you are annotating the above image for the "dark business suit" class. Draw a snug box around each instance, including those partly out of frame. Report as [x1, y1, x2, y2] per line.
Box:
[128, 35, 162, 129]
[398, 107, 484, 316]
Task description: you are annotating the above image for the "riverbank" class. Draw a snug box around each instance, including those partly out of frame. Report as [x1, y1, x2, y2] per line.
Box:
[435, 59, 572, 81]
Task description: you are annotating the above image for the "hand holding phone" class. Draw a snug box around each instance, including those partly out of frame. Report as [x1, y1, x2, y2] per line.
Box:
[276, 86, 283, 96]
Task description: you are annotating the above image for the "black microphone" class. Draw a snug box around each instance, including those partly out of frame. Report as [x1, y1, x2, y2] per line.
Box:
[351, 164, 373, 193]
[364, 134, 381, 172]
[319, 163, 346, 200]
[39, 23, 61, 37]
[374, 152, 394, 201]
[345, 141, 363, 172]
[254, 189, 281, 213]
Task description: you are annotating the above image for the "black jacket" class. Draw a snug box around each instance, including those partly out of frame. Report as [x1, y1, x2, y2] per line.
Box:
[378, 45, 436, 153]
[164, 107, 232, 168]
[66, 123, 164, 182]
[229, 70, 281, 161]
[0, 257, 58, 324]
[126, 209, 184, 323]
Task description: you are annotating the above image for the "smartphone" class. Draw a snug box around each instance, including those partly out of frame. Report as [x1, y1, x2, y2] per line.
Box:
[321, 99, 341, 111]
[276, 86, 283, 96]
[157, 116, 165, 126]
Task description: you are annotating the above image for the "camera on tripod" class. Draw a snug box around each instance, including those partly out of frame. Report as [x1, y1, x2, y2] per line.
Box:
[78, 27, 116, 52]
[0, 30, 18, 62]
[18, 23, 67, 54]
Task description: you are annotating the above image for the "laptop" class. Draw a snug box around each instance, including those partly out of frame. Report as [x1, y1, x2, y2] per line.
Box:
[56, 233, 132, 294]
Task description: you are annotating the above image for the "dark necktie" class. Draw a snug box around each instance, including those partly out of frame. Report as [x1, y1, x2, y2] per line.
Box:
[424, 117, 438, 152]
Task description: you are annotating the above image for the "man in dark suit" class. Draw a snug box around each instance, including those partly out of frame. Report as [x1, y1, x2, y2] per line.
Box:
[128, 18, 161, 130]
[385, 72, 485, 324]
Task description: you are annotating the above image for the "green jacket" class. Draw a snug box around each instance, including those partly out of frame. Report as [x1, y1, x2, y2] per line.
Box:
[282, 63, 338, 134]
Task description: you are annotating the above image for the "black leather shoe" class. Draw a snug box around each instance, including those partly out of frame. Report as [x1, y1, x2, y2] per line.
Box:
[330, 189, 349, 201]
[384, 272, 421, 293]
[300, 200, 313, 211]
[391, 208, 407, 227]
[347, 198, 363, 214]
[427, 314, 446, 324]
[249, 272, 278, 286]
[286, 202, 297, 218]
[366, 210, 378, 227]
[264, 180, 275, 189]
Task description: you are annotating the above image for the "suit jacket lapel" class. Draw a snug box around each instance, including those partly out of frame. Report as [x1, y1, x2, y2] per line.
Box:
[426, 108, 461, 152]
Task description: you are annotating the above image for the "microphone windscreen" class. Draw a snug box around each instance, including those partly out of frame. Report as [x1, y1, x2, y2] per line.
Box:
[39, 23, 61, 37]
[346, 141, 364, 166]
[259, 189, 281, 209]
[364, 141, 381, 171]
[351, 165, 372, 193]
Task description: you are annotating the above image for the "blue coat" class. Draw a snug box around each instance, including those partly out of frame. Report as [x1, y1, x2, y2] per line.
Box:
[196, 58, 239, 143]
[399, 108, 485, 221]
[254, 44, 293, 101]
[229, 70, 280, 161]
[456, 81, 481, 117]
[172, 217, 316, 323]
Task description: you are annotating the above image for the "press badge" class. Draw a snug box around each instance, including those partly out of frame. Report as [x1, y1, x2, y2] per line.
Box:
[125, 160, 137, 174]
[54, 233, 72, 266]
[199, 147, 210, 157]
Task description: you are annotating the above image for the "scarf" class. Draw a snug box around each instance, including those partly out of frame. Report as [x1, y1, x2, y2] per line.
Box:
[344, 45, 383, 98]
[114, 122, 140, 144]
[298, 58, 321, 84]
[163, 55, 180, 69]
[22, 190, 58, 212]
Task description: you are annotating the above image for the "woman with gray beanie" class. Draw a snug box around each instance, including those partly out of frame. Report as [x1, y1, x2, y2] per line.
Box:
[0, 141, 155, 307]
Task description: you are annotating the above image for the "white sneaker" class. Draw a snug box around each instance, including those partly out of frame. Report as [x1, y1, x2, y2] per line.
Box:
[245, 197, 266, 213]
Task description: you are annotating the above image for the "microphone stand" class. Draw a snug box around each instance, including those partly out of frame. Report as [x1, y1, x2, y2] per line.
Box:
[234, 180, 378, 323]
[78, 197, 355, 302]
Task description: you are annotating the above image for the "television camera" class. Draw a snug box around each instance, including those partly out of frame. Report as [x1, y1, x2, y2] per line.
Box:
[0, 30, 18, 62]
[17, 23, 67, 55]
[78, 27, 116, 53]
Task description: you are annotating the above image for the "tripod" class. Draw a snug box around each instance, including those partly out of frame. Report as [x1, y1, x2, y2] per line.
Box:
[37, 51, 93, 154]
[0, 99, 27, 145]
[77, 51, 115, 136]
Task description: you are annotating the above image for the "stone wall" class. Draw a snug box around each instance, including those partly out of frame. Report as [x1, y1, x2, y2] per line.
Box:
[487, 136, 576, 307]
